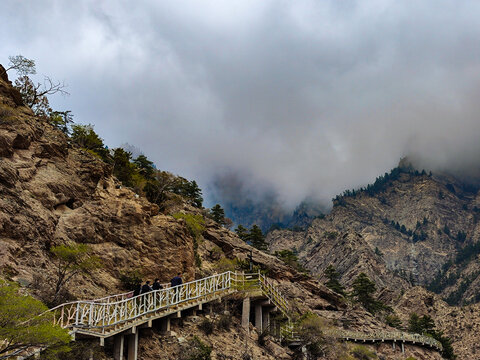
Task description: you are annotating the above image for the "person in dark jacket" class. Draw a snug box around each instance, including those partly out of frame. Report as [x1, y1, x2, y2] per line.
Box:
[141, 281, 152, 294]
[170, 273, 182, 287]
[133, 283, 142, 297]
[152, 278, 163, 291]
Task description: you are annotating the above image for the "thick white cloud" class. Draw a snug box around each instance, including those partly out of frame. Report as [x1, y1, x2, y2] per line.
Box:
[2, 0, 480, 208]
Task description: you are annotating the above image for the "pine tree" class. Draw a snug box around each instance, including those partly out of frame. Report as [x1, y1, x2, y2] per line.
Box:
[133, 155, 155, 180]
[49, 110, 73, 135]
[0, 281, 71, 358]
[50, 244, 102, 306]
[113, 148, 137, 187]
[185, 180, 203, 208]
[385, 314, 403, 329]
[352, 273, 383, 314]
[210, 204, 226, 225]
[70, 124, 109, 160]
[324, 265, 345, 296]
[235, 225, 249, 241]
[247, 225, 268, 251]
[408, 313, 423, 334]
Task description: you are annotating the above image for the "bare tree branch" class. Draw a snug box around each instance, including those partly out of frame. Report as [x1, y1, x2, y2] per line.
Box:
[36, 76, 69, 97]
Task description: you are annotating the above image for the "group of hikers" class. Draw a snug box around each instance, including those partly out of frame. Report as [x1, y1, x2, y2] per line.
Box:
[133, 273, 183, 297]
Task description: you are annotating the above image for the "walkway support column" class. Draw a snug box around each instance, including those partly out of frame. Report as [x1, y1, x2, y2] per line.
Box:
[242, 297, 250, 329]
[127, 332, 138, 360]
[255, 304, 263, 333]
[262, 307, 270, 332]
[159, 317, 171, 335]
[114, 334, 124, 360]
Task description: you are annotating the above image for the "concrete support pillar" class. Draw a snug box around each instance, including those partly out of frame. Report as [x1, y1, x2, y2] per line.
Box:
[242, 297, 250, 329]
[127, 332, 138, 360]
[114, 334, 124, 360]
[262, 308, 270, 332]
[301, 345, 308, 360]
[393, 341, 396, 350]
[160, 317, 171, 335]
[255, 304, 263, 333]
[401, 342, 405, 354]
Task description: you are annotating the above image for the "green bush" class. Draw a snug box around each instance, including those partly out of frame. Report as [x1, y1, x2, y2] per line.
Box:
[198, 318, 214, 335]
[173, 213, 205, 268]
[173, 213, 205, 240]
[216, 315, 232, 331]
[274, 249, 308, 273]
[182, 336, 212, 360]
[385, 314, 403, 329]
[324, 231, 338, 240]
[296, 312, 328, 358]
[119, 269, 143, 291]
[351, 345, 378, 359]
[215, 258, 240, 272]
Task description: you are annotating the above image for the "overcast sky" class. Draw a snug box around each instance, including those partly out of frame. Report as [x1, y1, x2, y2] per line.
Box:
[2, 0, 480, 209]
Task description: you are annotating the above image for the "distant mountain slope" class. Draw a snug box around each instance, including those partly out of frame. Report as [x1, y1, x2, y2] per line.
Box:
[267, 168, 480, 305]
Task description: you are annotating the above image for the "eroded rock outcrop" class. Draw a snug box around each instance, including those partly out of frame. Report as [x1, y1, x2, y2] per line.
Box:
[0, 74, 196, 300]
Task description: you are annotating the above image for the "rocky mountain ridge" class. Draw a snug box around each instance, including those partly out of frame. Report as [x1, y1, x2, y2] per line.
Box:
[268, 169, 480, 304]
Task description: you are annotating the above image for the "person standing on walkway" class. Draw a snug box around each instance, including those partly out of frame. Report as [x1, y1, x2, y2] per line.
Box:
[140, 280, 153, 311]
[133, 283, 142, 297]
[141, 280, 152, 294]
[170, 273, 182, 287]
[152, 278, 163, 290]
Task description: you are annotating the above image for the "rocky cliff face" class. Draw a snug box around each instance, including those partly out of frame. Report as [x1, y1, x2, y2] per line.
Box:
[0, 72, 196, 301]
[394, 287, 480, 359]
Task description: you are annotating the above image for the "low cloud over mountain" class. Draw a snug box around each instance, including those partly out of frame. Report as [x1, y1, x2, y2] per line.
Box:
[2, 0, 480, 209]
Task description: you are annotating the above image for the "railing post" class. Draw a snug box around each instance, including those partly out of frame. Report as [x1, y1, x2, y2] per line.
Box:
[60, 306, 64, 327]
[75, 302, 80, 325]
[89, 303, 93, 326]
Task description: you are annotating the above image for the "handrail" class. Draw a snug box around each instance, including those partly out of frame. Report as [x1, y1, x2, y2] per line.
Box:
[50, 272, 233, 330]
[325, 329, 443, 351]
